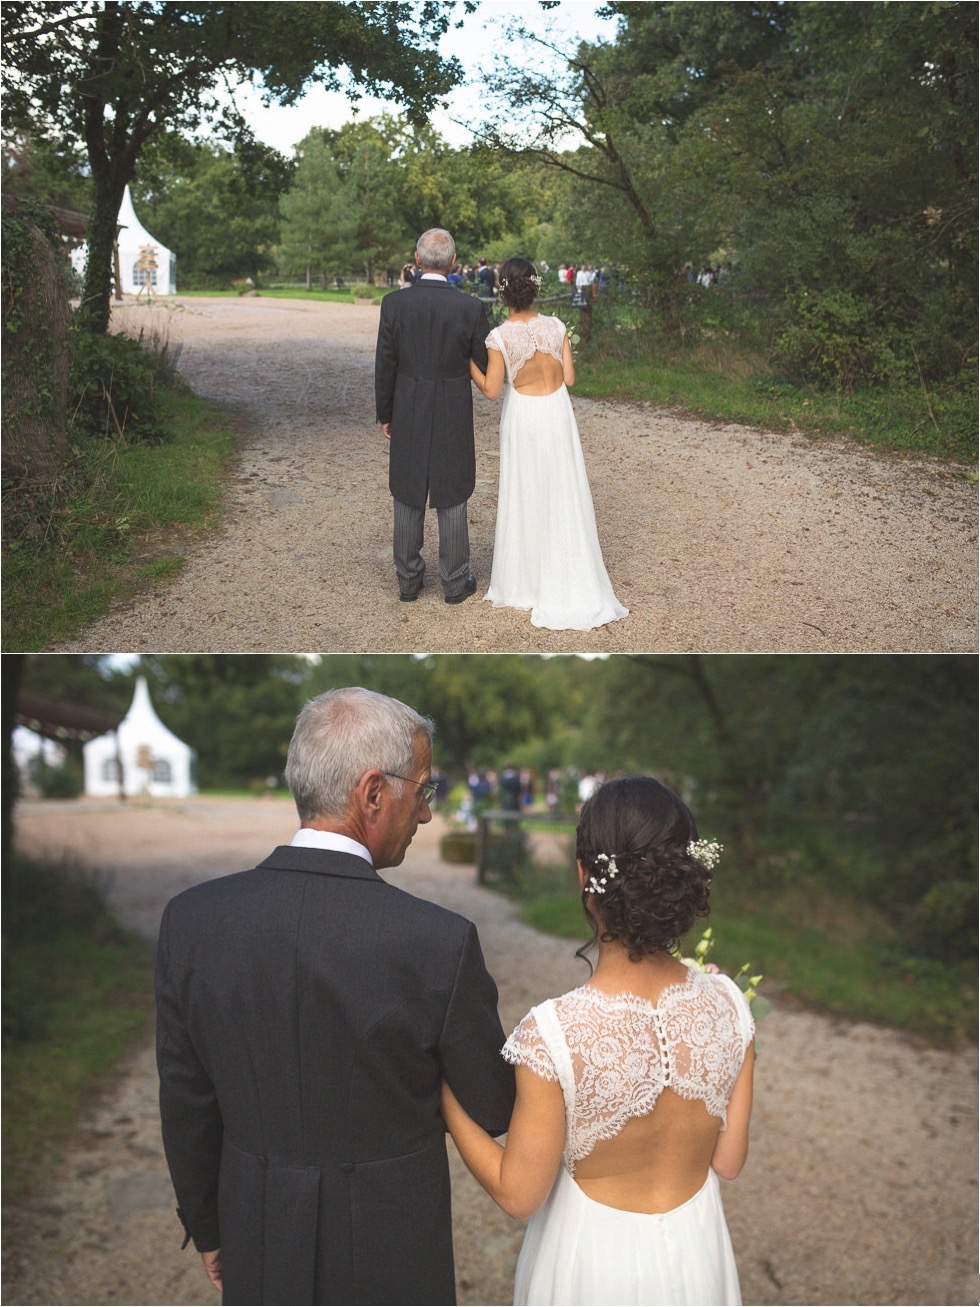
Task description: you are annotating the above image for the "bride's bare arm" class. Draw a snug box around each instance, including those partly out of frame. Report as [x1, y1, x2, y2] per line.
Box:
[711, 1042, 755, 1180]
[442, 1066, 565, 1220]
[562, 333, 576, 387]
[471, 348, 505, 400]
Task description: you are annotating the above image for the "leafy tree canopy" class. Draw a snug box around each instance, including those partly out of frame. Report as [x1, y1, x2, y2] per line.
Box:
[479, 2, 978, 384]
[134, 133, 294, 283]
[1, 0, 471, 329]
[278, 128, 359, 286]
[276, 113, 539, 283]
[1, 132, 92, 213]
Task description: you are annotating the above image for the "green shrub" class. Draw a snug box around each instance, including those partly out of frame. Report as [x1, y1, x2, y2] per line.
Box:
[477, 818, 528, 887]
[2, 856, 119, 1046]
[34, 759, 84, 799]
[3, 854, 153, 1197]
[1, 196, 75, 483]
[69, 328, 173, 444]
[905, 880, 978, 962]
[774, 289, 902, 391]
[440, 830, 477, 864]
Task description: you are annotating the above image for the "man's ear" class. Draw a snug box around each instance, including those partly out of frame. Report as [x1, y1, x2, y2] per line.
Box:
[353, 769, 386, 824]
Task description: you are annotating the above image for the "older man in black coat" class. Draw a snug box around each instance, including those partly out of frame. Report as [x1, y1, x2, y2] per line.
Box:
[156, 688, 515, 1305]
[375, 228, 490, 604]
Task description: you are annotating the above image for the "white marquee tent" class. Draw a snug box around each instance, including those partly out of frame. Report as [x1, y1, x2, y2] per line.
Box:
[83, 676, 195, 798]
[71, 185, 177, 296]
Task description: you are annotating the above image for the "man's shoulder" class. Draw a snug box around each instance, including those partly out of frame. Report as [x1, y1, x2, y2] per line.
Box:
[162, 856, 475, 932]
[162, 863, 265, 915]
[385, 880, 475, 936]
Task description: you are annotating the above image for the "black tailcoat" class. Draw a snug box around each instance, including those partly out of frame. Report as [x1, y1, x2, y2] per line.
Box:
[375, 281, 490, 509]
[156, 846, 515, 1306]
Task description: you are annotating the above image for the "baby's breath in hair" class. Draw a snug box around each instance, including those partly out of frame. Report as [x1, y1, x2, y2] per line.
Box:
[687, 838, 723, 870]
[585, 852, 619, 895]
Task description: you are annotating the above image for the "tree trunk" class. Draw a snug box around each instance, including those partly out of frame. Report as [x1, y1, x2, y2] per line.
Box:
[77, 175, 128, 334]
[75, 2, 130, 333]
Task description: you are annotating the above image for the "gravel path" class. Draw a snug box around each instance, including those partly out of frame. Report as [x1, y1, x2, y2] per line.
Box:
[55, 297, 977, 654]
[5, 798, 978, 1306]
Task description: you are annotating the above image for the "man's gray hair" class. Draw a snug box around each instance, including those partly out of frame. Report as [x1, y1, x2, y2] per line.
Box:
[416, 228, 456, 272]
[285, 687, 434, 824]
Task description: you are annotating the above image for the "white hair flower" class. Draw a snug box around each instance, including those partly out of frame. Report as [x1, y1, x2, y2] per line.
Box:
[585, 853, 619, 894]
[687, 839, 723, 870]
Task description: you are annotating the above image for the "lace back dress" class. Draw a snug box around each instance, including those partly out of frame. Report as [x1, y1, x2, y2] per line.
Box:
[483, 316, 628, 631]
[503, 970, 755, 1306]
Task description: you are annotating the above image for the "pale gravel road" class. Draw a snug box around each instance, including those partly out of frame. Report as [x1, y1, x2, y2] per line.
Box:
[54, 296, 977, 655]
[5, 798, 978, 1307]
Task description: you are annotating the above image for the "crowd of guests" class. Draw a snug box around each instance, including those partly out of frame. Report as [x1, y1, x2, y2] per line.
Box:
[381, 257, 734, 295]
[689, 262, 734, 288]
[451, 765, 613, 828]
[387, 256, 620, 298]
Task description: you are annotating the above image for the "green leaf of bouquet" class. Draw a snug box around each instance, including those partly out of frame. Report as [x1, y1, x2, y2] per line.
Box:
[749, 995, 773, 1022]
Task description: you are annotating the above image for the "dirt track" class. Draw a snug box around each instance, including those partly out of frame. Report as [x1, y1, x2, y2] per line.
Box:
[5, 797, 979, 1307]
[54, 296, 977, 655]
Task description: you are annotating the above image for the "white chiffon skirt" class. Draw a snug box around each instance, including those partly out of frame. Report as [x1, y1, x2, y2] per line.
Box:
[484, 385, 628, 631]
[513, 1168, 742, 1307]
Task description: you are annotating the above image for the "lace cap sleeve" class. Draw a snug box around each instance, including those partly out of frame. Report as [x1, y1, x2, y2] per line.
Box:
[713, 973, 756, 1051]
[501, 1008, 559, 1083]
[486, 325, 503, 353]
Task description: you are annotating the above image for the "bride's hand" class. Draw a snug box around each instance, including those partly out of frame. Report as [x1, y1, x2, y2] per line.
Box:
[441, 1079, 462, 1122]
[441, 1080, 473, 1140]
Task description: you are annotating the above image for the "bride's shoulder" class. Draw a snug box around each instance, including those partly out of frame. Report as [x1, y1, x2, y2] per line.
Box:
[537, 313, 568, 337]
[550, 984, 598, 1016]
[514, 985, 584, 1026]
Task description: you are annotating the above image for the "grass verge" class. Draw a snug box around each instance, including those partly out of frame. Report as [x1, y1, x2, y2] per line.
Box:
[175, 285, 386, 304]
[573, 352, 978, 464]
[176, 286, 356, 302]
[2, 857, 155, 1201]
[518, 876, 977, 1045]
[2, 387, 239, 650]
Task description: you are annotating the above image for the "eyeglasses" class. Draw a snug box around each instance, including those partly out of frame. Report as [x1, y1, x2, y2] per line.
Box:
[383, 772, 437, 805]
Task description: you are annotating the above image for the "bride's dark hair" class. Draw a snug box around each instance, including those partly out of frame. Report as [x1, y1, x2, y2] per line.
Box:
[498, 257, 539, 311]
[575, 775, 711, 965]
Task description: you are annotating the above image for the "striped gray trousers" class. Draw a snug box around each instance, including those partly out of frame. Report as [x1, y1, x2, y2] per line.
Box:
[393, 498, 470, 598]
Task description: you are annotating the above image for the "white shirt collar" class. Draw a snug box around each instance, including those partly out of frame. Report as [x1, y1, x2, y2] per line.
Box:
[420, 272, 448, 281]
[290, 828, 373, 866]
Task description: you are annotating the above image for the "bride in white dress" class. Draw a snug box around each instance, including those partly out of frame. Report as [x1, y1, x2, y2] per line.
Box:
[441, 776, 755, 1307]
[469, 258, 628, 631]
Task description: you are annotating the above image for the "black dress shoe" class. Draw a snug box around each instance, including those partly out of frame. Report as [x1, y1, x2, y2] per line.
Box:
[445, 575, 477, 604]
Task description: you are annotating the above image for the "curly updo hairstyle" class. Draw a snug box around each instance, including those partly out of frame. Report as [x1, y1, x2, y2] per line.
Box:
[498, 257, 539, 312]
[575, 775, 711, 964]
